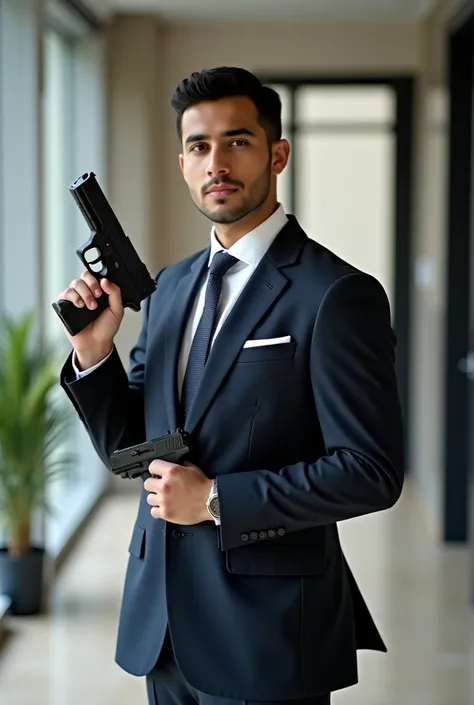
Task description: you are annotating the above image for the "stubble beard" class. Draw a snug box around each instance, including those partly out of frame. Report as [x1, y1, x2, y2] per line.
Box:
[191, 158, 272, 225]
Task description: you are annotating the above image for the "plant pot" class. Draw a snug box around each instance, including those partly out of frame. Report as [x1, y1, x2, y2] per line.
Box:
[0, 546, 45, 615]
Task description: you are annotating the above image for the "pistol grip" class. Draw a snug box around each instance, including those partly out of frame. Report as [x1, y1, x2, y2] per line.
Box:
[52, 294, 109, 336]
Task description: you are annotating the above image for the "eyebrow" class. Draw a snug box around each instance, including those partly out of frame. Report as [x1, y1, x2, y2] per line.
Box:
[185, 128, 256, 144]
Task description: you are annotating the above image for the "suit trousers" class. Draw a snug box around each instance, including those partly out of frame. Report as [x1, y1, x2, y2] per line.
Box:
[145, 629, 331, 705]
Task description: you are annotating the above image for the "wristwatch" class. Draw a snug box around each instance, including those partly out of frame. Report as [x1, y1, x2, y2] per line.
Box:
[206, 479, 220, 524]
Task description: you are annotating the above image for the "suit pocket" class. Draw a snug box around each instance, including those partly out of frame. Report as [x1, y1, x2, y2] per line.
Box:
[236, 341, 296, 364]
[225, 541, 327, 576]
[128, 523, 146, 559]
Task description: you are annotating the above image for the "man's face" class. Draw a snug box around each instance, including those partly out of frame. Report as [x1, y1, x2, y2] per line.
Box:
[178, 96, 288, 225]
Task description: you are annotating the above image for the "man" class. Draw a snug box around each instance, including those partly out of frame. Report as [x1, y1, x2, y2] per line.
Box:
[59, 67, 404, 705]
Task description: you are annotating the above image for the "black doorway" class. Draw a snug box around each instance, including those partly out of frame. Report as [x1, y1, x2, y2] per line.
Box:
[258, 74, 415, 465]
[444, 2, 474, 553]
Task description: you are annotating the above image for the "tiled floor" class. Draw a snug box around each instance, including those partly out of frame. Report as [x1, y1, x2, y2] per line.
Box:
[0, 481, 473, 705]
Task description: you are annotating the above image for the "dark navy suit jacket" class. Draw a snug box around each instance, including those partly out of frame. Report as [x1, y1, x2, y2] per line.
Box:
[60, 215, 404, 699]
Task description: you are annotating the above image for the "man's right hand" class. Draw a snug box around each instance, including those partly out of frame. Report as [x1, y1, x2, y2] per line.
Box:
[57, 270, 124, 370]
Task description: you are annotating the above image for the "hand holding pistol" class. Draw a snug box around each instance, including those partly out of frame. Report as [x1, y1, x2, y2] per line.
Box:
[110, 430, 193, 480]
[53, 172, 156, 368]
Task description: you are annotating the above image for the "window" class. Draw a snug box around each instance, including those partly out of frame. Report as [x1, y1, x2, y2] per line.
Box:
[0, 0, 42, 318]
[41, 19, 107, 555]
[42, 29, 76, 343]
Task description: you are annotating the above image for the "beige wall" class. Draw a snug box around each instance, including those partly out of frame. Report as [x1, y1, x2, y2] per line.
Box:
[410, 0, 462, 538]
[105, 15, 166, 363]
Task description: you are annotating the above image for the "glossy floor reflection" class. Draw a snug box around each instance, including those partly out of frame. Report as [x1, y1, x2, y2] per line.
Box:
[0, 482, 473, 705]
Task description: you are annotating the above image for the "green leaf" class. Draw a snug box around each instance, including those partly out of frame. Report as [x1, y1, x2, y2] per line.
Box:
[0, 311, 76, 551]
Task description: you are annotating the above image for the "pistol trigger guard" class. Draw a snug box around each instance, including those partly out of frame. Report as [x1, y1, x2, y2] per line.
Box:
[83, 246, 107, 280]
[85, 250, 102, 266]
[77, 232, 107, 278]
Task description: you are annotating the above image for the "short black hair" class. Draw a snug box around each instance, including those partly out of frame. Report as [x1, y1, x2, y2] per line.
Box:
[170, 66, 282, 145]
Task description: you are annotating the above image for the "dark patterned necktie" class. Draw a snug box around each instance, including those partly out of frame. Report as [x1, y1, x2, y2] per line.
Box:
[181, 251, 238, 422]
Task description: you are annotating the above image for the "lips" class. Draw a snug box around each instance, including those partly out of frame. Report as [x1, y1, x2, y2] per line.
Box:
[209, 188, 235, 196]
[207, 185, 238, 196]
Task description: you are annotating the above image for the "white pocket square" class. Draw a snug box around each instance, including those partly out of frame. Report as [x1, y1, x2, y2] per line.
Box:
[243, 335, 292, 349]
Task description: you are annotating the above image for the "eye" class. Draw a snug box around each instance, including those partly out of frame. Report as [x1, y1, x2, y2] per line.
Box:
[191, 143, 208, 152]
[231, 139, 248, 147]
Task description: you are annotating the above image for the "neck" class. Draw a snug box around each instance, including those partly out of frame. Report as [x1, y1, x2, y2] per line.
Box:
[213, 199, 279, 250]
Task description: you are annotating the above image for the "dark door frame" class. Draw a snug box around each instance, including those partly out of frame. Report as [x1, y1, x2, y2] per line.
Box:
[444, 2, 474, 542]
[258, 74, 415, 466]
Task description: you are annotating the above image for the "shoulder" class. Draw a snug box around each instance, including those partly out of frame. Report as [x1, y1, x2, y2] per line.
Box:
[300, 237, 367, 288]
[292, 226, 389, 310]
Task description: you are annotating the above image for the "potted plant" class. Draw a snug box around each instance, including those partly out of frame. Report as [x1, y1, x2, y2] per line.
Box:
[0, 311, 74, 615]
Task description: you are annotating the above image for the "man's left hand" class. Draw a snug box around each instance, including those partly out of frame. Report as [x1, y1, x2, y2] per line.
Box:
[144, 459, 213, 525]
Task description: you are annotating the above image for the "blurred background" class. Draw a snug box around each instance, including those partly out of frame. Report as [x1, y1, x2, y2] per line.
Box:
[0, 0, 474, 703]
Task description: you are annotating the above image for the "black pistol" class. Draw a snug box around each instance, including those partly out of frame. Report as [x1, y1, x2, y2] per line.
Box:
[52, 171, 156, 336]
[109, 429, 192, 480]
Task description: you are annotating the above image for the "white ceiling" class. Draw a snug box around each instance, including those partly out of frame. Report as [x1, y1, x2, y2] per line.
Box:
[106, 0, 437, 22]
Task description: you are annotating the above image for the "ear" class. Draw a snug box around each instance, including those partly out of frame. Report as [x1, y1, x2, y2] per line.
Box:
[271, 139, 290, 176]
[178, 154, 184, 173]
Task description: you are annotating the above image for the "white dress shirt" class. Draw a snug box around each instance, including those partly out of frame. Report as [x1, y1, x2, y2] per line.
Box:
[73, 203, 288, 386]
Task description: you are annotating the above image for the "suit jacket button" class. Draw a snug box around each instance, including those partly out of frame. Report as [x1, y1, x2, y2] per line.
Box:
[172, 529, 182, 539]
[259, 531, 267, 540]
[250, 532, 258, 541]
[268, 529, 276, 538]
[277, 528, 286, 537]
[241, 533, 249, 542]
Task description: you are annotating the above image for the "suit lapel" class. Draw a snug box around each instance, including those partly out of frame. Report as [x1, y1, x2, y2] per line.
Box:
[185, 217, 307, 434]
[162, 250, 209, 431]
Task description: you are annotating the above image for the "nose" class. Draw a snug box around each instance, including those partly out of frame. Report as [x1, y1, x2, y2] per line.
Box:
[206, 147, 230, 179]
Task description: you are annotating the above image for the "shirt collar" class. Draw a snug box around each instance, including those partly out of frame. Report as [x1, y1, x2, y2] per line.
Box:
[208, 203, 288, 268]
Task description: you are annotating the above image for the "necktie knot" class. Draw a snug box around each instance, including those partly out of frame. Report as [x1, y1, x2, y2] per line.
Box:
[209, 251, 238, 279]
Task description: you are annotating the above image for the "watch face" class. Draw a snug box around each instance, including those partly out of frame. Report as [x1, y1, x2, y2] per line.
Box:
[209, 496, 220, 518]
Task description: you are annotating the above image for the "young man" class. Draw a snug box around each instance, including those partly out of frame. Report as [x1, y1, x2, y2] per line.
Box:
[59, 67, 404, 705]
